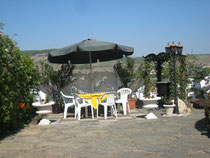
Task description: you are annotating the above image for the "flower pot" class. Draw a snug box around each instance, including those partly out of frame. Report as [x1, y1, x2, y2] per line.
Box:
[52, 103, 61, 114]
[166, 107, 174, 116]
[165, 102, 173, 105]
[128, 98, 136, 109]
[163, 103, 175, 116]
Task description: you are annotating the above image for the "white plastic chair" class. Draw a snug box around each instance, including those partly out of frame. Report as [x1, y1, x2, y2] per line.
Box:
[97, 93, 118, 119]
[75, 95, 94, 120]
[60, 91, 76, 119]
[115, 88, 132, 115]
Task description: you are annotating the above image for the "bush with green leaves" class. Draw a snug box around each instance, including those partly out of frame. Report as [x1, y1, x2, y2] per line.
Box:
[39, 61, 75, 107]
[204, 92, 210, 133]
[0, 25, 39, 133]
[113, 57, 135, 88]
[138, 59, 152, 97]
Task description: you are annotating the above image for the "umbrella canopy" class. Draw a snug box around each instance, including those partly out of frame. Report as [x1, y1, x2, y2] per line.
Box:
[48, 39, 134, 92]
[48, 39, 134, 64]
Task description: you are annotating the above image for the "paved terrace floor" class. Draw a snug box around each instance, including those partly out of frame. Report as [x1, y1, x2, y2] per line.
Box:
[0, 108, 209, 158]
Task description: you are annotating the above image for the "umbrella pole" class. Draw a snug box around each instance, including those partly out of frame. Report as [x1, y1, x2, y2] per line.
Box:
[89, 52, 94, 92]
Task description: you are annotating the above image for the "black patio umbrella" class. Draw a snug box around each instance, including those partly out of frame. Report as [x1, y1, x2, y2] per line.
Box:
[48, 38, 134, 92]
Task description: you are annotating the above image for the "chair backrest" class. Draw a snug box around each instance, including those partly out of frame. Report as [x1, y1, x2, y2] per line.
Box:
[74, 95, 87, 106]
[60, 91, 74, 104]
[105, 93, 115, 104]
[117, 88, 132, 101]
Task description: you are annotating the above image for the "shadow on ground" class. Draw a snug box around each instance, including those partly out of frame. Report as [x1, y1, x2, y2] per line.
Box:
[195, 118, 210, 138]
[0, 115, 40, 141]
[0, 126, 23, 141]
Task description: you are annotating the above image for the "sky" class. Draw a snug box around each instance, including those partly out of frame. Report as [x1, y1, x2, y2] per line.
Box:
[0, 0, 210, 57]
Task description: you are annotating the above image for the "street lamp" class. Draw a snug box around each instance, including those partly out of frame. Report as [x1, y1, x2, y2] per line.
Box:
[165, 41, 183, 114]
[177, 42, 183, 55]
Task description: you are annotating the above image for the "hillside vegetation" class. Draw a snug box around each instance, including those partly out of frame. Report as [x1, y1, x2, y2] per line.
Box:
[22, 49, 143, 72]
[22, 49, 210, 72]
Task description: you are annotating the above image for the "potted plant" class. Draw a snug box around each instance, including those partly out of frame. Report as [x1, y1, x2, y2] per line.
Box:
[39, 61, 75, 113]
[128, 94, 137, 109]
[114, 57, 137, 109]
[138, 58, 153, 99]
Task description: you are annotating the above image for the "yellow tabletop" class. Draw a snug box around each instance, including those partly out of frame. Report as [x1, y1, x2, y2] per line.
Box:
[78, 92, 107, 109]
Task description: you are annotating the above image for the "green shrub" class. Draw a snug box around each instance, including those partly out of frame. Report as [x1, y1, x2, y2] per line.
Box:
[0, 26, 39, 133]
[113, 57, 135, 88]
[39, 61, 75, 111]
[137, 59, 152, 97]
[204, 92, 210, 133]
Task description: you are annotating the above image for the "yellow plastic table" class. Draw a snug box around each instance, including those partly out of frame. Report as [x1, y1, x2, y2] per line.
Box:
[78, 92, 107, 109]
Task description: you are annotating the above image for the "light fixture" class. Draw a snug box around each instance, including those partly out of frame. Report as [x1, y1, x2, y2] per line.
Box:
[177, 42, 183, 55]
[165, 43, 171, 54]
[170, 41, 177, 54]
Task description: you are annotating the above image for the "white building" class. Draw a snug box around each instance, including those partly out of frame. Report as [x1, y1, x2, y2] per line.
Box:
[187, 91, 195, 99]
[187, 78, 194, 90]
[200, 76, 210, 89]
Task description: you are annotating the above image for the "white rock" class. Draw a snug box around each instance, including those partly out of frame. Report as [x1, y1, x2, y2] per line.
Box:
[178, 98, 191, 114]
[170, 98, 191, 114]
[145, 112, 158, 119]
[38, 118, 51, 125]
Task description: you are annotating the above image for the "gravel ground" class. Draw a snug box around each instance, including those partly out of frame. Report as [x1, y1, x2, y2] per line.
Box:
[0, 108, 209, 158]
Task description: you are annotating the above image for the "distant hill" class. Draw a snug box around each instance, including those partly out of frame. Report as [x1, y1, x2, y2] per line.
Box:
[22, 49, 210, 72]
[193, 54, 210, 67]
[22, 49, 55, 64]
[22, 49, 143, 72]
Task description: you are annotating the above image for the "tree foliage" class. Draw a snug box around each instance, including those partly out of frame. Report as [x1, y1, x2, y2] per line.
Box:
[204, 92, 210, 133]
[113, 57, 135, 88]
[186, 54, 209, 81]
[177, 55, 187, 100]
[138, 59, 152, 97]
[142, 53, 189, 100]
[0, 25, 39, 133]
[39, 61, 75, 104]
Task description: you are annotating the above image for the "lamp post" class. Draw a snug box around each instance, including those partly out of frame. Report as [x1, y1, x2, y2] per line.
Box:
[165, 41, 183, 114]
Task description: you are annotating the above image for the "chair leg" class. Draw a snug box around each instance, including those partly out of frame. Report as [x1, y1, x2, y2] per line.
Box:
[74, 106, 78, 119]
[110, 106, 113, 116]
[113, 104, 118, 118]
[64, 106, 68, 118]
[78, 107, 81, 120]
[111, 106, 114, 117]
[97, 105, 99, 118]
[91, 105, 94, 120]
[104, 105, 107, 119]
[122, 102, 127, 115]
[127, 102, 130, 114]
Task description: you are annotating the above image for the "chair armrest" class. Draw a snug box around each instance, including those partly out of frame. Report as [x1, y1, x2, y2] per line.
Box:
[77, 96, 91, 104]
[82, 97, 91, 102]
[64, 95, 74, 99]
[61, 92, 74, 99]
[97, 93, 107, 100]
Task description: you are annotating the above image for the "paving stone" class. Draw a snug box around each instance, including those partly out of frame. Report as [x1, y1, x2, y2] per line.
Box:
[60, 120, 79, 124]
[99, 119, 117, 123]
[0, 109, 210, 158]
[135, 117, 145, 120]
[117, 116, 133, 119]
[130, 112, 145, 116]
